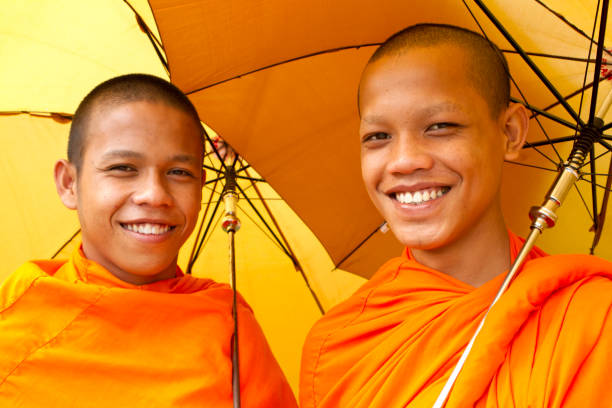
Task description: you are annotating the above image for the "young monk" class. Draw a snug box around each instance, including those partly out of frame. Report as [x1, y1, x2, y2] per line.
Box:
[0, 74, 297, 407]
[300, 24, 612, 407]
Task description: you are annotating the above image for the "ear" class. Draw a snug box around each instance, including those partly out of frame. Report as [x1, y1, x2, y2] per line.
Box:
[501, 102, 529, 161]
[54, 160, 78, 210]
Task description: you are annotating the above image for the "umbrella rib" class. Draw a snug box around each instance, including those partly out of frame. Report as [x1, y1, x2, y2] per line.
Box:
[205, 177, 224, 185]
[234, 201, 285, 252]
[51, 229, 81, 259]
[601, 121, 612, 131]
[241, 165, 325, 314]
[586, 0, 609, 126]
[122, 0, 169, 74]
[501, 49, 607, 64]
[504, 160, 558, 172]
[580, 146, 610, 169]
[595, 183, 612, 192]
[580, 177, 612, 192]
[580, 172, 612, 176]
[529, 80, 593, 118]
[236, 175, 266, 183]
[590, 147, 600, 229]
[335, 223, 386, 270]
[469, 0, 584, 127]
[230, 198, 326, 314]
[516, 99, 578, 130]
[187, 177, 221, 273]
[511, 95, 562, 165]
[599, 139, 612, 151]
[185, 43, 381, 95]
[202, 128, 231, 173]
[122, 0, 165, 49]
[242, 165, 297, 257]
[590, 159, 612, 252]
[523, 136, 577, 148]
[233, 182, 293, 259]
[571, 1, 599, 143]
[465, 2, 564, 164]
[203, 164, 221, 172]
[533, 0, 612, 55]
[573, 183, 595, 221]
[188, 196, 224, 271]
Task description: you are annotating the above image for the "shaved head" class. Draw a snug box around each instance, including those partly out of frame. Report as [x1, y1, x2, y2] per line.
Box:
[69, 74, 204, 171]
[361, 23, 510, 117]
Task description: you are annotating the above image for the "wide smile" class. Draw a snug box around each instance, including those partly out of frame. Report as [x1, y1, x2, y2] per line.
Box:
[120, 222, 176, 236]
[390, 186, 451, 205]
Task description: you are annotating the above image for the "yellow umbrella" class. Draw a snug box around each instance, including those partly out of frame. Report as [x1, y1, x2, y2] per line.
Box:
[0, 0, 365, 392]
[148, 0, 612, 280]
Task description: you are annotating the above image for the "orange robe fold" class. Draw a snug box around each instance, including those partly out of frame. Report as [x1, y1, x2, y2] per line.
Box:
[300, 232, 612, 407]
[0, 248, 297, 407]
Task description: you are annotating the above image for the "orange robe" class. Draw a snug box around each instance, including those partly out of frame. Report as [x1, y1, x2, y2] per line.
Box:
[300, 232, 612, 407]
[0, 248, 297, 407]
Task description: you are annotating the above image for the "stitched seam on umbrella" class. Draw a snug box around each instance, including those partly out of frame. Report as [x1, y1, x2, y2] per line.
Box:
[0, 288, 107, 387]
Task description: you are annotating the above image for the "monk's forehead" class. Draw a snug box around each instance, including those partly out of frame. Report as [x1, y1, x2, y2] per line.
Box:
[360, 44, 499, 117]
[84, 98, 201, 144]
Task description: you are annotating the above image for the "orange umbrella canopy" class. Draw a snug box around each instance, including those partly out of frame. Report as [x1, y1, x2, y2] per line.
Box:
[150, 0, 612, 277]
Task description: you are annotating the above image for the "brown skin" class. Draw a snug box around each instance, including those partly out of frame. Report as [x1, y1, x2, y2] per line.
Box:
[359, 45, 529, 286]
[54, 101, 204, 285]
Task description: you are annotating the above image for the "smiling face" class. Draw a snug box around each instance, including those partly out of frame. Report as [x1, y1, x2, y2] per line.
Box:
[359, 44, 520, 251]
[57, 100, 204, 284]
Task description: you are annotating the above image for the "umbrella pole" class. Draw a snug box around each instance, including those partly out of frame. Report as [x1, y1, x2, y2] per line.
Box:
[433, 113, 608, 407]
[222, 165, 242, 408]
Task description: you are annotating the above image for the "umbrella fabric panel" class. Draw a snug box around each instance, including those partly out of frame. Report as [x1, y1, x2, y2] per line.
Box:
[0, 0, 166, 113]
[150, 0, 476, 91]
[0, 114, 79, 277]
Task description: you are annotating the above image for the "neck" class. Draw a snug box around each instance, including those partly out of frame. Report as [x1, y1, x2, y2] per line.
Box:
[411, 208, 510, 287]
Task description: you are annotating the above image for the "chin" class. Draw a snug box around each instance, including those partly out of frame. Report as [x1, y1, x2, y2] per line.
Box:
[122, 257, 176, 276]
[390, 224, 449, 250]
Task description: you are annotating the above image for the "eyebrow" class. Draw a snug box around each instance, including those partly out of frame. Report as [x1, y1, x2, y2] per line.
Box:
[100, 150, 199, 165]
[361, 102, 465, 125]
[100, 150, 145, 160]
[171, 154, 200, 166]
[421, 102, 464, 116]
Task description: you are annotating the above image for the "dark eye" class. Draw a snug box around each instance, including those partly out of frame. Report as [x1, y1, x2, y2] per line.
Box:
[169, 168, 195, 178]
[108, 165, 135, 172]
[362, 132, 391, 143]
[427, 122, 457, 131]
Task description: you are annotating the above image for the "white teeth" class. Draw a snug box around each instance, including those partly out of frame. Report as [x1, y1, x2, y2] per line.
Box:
[123, 223, 171, 235]
[395, 187, 448, 204]
[397, 192, 413, 204]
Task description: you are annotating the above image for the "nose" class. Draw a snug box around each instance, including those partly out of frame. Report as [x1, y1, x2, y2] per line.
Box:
[132, 171, 174, 207]
[386, 133, 435, 175]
